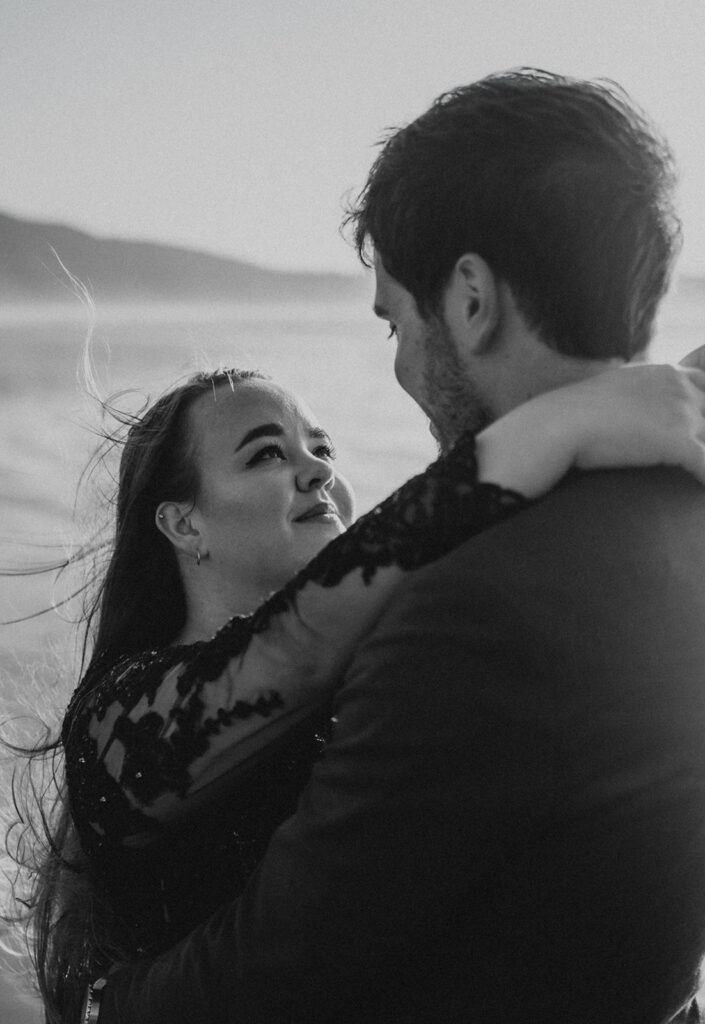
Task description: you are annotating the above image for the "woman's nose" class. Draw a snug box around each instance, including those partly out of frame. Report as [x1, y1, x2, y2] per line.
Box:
[296, 452, 334, 492]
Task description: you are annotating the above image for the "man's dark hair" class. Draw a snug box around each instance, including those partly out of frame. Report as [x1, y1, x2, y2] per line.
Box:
[347, 69, 681, 360]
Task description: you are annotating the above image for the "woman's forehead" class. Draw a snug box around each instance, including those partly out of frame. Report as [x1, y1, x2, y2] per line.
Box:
[193, 378, 320, 438]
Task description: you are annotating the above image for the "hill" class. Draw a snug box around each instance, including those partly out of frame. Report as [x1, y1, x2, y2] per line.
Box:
[674, 274, 705, 300]
[2, 210, 702, 310]
[0, 210, 367, 305]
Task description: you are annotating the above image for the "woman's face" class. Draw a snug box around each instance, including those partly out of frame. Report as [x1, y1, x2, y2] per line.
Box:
[186, 379, 355, 602]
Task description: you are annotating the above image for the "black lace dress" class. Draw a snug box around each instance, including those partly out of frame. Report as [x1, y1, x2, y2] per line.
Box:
[63, 434, 528, 965]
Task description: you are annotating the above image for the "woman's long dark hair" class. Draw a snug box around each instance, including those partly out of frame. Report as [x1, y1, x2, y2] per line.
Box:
[3, 365, 265, 1023]
[88, 366, 265, 667]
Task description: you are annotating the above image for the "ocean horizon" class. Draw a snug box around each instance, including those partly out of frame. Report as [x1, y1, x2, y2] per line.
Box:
[1, 290, 705, 1017]
[1, 289, 704, 674]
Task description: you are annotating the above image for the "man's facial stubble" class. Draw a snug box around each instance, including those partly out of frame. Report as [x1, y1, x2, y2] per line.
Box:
[423, 315, 493, 453]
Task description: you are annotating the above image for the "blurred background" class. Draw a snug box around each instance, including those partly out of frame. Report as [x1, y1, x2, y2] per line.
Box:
[2, 0, 704, 276]
[1, 3, 704, 1017]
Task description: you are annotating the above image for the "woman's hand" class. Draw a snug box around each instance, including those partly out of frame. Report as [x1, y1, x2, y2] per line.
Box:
[476, 360, 705, 499]
[678, 344, 705, 372]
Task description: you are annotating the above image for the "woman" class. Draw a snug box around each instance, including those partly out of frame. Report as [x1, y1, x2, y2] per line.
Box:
[15, 359, 705, 1022]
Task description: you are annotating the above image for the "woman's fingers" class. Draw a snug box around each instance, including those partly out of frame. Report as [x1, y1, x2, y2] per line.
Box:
[681, 366, 705, 394]
[680, 438, 705, 485]
[680, 345, 705, 372]
[679, 373, 705, 432]
[659, 362, 705, 473]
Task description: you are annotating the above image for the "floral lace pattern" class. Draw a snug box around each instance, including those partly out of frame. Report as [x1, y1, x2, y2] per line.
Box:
[63, 432, 528, 956]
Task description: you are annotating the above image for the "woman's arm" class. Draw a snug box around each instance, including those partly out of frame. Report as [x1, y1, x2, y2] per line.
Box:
[477, 363, 705, 496]
[64, 430, 528, 839]
[64, 363, 705, 840]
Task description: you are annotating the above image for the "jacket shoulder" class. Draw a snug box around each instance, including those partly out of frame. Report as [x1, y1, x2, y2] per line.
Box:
[423, 465, 705, 586]
[358, 466, 705, 665]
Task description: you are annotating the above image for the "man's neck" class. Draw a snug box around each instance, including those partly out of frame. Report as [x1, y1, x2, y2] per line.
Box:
[486, 326, 624, 420]
[470, 281, 624, 419]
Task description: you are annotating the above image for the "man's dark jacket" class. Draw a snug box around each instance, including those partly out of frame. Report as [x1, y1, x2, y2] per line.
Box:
[102, 468, 705, 1024]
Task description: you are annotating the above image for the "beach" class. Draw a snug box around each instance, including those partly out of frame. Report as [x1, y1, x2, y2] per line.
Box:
[0, 287, 703, 1013]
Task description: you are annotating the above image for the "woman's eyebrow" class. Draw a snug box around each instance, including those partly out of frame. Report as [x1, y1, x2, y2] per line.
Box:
[235, 423, 284, 451]
[308, 427, 332, 443]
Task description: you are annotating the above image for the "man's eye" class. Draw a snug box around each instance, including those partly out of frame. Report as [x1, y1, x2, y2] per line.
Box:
[387, 325, 398, 339]
[246, 444, 285, 466]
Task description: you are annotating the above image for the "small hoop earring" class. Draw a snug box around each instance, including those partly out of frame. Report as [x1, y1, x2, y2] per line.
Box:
[196, 550, 201, 567]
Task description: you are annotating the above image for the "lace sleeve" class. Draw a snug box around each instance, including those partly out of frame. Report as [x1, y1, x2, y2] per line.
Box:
[64, 433, 528, 844]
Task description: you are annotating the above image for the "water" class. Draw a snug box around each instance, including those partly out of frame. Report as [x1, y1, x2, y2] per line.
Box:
[0, 301, 441, 677]
[1, 289, 703, 688]
[0, 298, 440, 1016]
[0, 289, 703, 1016]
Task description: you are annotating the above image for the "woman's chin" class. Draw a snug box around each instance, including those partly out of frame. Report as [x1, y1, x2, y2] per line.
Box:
[294, 521, 344, 560]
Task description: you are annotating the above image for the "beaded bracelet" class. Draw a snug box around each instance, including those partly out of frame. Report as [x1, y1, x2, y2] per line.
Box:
[81, 977, 107, 1024]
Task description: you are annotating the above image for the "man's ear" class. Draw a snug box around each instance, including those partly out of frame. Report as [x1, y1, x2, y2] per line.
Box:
[442, 253, 500, 355]
[155, 501, 202, 559]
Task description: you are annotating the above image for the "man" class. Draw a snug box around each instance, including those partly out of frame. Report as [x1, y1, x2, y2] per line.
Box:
[98, 70, 705, 1023]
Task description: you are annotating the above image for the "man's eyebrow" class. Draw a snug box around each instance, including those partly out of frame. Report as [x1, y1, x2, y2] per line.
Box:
[235, 423, 284, 451]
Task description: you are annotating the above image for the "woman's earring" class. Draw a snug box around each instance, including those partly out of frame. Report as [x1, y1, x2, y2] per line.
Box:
[196, 550, 201, 567]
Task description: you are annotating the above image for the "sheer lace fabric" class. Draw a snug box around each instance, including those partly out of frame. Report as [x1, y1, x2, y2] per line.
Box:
[63, 433, 528, 956]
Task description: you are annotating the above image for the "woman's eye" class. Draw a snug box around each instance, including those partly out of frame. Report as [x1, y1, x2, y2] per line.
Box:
[313, 444, 337, 461]
[387, 324, 397, 340]
[246, 444, 285, 467]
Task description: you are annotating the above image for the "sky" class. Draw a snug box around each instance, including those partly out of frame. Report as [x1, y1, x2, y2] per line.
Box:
[2, 0, 705, 276]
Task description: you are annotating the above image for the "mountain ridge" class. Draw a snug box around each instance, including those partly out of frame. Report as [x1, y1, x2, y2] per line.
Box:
[0, 210, 368, 305]
[1, 209, 702, 307]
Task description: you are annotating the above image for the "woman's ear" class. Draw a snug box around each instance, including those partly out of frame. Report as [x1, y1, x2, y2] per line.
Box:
[155, 502, 201, 558]
[442, 253, 500, 355]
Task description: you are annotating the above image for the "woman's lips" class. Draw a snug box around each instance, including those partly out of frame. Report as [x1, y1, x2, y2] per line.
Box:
[295, 501, 339, 523]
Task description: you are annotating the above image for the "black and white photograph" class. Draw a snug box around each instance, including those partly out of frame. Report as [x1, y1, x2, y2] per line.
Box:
[1, 3, 705, 1022]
